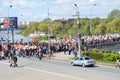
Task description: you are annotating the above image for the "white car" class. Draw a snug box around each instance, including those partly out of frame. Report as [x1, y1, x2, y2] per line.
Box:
[70, 56, 96, 67]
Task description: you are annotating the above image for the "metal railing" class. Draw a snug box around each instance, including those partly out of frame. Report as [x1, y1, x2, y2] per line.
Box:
[87, 41, 120, 50]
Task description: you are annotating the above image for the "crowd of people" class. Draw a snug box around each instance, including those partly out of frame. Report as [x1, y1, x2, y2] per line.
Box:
[0, 33, 120, 67]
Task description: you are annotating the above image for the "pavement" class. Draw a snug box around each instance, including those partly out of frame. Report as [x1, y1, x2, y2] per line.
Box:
[49, 52, 74, 61]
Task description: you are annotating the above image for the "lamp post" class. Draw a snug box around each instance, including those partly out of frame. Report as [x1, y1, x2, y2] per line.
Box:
[90, 4, 96, 35]
[47, 8, 51, 58]
[11, 23, 14, 44]
[41, 0, 51, 58]
[74, 4, 81, 57]
[7, 5, 12, 44]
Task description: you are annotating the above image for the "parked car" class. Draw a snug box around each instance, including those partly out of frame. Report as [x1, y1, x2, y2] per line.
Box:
[70, 56, 95, 67]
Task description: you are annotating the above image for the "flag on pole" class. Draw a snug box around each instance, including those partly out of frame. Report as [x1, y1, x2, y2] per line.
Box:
[63, 35, 67, 41]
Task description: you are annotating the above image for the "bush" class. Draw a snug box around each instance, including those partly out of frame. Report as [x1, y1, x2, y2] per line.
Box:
[82, 51, 91, 56]
[91, 48, 99, 53]
[109, 53, 118, 61]
[101, 50, 112, 53]
[89, 53, 103, 60]
[82, 51, 103, 60]
[103, 52, 120, 62]
[82, 49, 120, 63]
[103, 53, 110, 61]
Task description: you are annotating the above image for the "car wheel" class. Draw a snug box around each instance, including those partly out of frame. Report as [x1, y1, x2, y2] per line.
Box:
[71, 62, 75, 66]
[82, 63, 85, 67]
[91, 65, 94, 67]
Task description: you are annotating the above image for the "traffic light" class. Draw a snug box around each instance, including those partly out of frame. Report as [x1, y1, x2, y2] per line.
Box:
[78, 23, 81, 28]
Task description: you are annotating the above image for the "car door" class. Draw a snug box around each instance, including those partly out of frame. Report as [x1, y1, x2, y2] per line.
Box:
[73, 58, 79, 65]
[77, 57, 84, 65]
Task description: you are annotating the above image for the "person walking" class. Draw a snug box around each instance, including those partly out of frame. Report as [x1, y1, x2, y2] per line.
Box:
[115, 59, 120, 68]
[73, 47, 78, 58]
[9, 46, 17, 67]
[9, 52, 13, 67]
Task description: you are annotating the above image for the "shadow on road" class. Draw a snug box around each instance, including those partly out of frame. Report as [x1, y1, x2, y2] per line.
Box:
[17, 62, 33, 68]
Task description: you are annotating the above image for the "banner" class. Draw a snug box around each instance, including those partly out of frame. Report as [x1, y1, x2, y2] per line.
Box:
[1, 17, 9, 28]
[0, 17, 18, 29]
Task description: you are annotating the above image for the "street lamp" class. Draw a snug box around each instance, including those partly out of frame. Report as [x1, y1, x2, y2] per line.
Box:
[90, 4, 96, 35]
[47, 8, 51, 58]
[41, 0, 51, 58]
[7, 5, 12, 44]
[74, 4, 81, 57]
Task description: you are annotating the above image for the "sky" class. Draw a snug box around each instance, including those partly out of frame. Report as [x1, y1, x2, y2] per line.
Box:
[0, 0, 120, 24]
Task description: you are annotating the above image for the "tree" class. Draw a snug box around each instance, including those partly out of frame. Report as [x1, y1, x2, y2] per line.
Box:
[95, 21, 106, 34]
[106, 18, 120, 33]
[112, 18, 120, 33]
[107, 9, 120, 20]
[38, 21, 48, 33]
[50, 21, 61, 37]
[70, 19, 78, 36]
[79, 19, 90, 35]
[21, 22, 39, 36]
[91, 17, 100, 34]
[20, 8, 120, 39]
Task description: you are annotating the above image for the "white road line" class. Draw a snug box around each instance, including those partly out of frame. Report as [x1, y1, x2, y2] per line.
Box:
[0, 61, 84, 80]
[24, 66, 84, 80]
[0, 61, 9, 65]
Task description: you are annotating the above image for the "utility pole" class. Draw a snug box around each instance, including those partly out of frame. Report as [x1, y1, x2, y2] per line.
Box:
[74, 4, 81, 57]
[90, 4, 96, 35]
[47, 8, 51, 58]
[7, 5, 12, 44]
[11, 23, 14, 44]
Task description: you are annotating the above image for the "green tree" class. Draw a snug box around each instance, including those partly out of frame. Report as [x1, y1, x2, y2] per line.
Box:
[21, 22, 39, 36]
[20, 9, 120, 38]
[38, 21, 48, 33]
[80, 19, 90, 35]
[69, 19, 78, 36]
[50, 21, 61, 37]
[91, 17, 100, 34]
[106, 18, 120, 33]
[95, 21, 106, 34]
[107, 9, 120, 20]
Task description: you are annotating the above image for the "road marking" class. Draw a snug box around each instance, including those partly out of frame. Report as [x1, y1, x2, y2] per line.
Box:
[0, 61, 84, 80]
[24, 67, 84, 80]
[0, 61, 9, 65]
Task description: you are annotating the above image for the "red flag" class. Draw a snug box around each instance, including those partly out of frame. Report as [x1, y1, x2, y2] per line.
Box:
[63, 35, 67, 41]
[32, 37, 38, 43]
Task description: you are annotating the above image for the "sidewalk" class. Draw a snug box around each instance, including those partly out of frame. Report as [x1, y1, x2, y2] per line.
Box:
[49, 52, 75, 61]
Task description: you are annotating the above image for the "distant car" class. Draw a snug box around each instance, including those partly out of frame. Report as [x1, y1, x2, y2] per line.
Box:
[70, 56, 95, 67]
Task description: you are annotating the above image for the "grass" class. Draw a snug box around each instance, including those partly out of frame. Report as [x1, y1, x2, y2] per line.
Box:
[96, 60, 116, 65]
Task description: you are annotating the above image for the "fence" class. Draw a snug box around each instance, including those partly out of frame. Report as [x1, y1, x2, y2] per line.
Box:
[87, 41, 120, 52]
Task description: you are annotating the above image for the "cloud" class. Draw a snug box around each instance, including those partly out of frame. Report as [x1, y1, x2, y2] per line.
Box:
[54, 0, 71, 4]
[89, 0, 96, 3]
[0, 0, 119, 23]
[18, 0, 38, 9]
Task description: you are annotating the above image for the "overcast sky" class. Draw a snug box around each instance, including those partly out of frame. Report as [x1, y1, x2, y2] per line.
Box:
[0, 0, 120, 23]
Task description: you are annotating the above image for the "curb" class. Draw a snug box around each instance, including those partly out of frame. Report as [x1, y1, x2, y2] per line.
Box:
[46, 57, 116, 67]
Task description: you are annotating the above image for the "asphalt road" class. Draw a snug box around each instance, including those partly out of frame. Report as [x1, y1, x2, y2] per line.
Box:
[0, 57, 120, 80]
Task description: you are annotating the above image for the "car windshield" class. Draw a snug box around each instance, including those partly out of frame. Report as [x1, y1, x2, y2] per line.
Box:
[84, 57, 90, 60]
